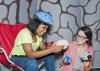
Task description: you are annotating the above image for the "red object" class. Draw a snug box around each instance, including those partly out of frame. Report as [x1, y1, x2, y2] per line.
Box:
[0, 23, 27, 68]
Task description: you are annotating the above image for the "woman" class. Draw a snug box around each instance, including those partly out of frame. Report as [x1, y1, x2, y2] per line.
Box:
[11, 11, 62, 71]
[59, 26, 94, 71]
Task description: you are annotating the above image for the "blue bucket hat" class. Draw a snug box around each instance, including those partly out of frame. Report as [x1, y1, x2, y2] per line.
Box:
[34, 11, 53, 26]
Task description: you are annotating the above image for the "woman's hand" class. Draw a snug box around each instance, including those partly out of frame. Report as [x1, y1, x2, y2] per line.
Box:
[48, 43, 63, 53]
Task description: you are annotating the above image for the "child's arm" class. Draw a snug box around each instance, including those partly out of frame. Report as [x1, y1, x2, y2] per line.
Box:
[84, 47, 94, 71]
[61, 47, 71, 65]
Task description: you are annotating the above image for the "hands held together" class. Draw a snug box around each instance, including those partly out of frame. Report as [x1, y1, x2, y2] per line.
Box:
[47, 39, 69, 54]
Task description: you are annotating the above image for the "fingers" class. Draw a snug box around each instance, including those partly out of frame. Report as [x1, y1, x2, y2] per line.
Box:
[54, 45, 63, 53]
[84, 61, 90, 68]
[58, 46, 63, 51]
[48, 43, 63, 53]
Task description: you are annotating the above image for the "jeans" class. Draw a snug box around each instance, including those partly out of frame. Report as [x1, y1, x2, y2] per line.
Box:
[10, 54, 55, 71]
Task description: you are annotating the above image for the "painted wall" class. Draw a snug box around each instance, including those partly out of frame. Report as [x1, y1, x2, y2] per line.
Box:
[0, 0, 100, 69]
[0, 0, 37, 24]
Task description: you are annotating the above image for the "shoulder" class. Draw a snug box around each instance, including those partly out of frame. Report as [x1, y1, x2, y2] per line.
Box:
[67, 41, 77, 50]
[69, 41, 77, 46]
[19, 28, 29, 33]
[15, 28, 33, 43]
[16, 28, 31, 39]
[88, 45, 94, 52]
[18, 28, 30, 35]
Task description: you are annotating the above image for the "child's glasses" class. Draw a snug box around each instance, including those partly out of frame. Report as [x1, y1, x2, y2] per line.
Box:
[77, 35, 87, 39]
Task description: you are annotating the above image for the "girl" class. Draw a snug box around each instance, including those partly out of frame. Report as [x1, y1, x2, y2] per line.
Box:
[59, 26, 94, 71]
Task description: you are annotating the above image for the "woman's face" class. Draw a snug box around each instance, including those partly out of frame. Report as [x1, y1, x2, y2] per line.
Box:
[36, 23, 48, 36]
[76, 30, 87, 45]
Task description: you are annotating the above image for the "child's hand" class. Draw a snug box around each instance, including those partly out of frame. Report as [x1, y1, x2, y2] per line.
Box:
[80, 52, 92, 62]
[83, 61, 91, 69]
[61, 59, 70, 66]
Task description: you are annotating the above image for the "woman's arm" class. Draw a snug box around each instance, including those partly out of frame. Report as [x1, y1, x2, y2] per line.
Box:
[22, 43, 62, 58]
[39, 41, 54, 50]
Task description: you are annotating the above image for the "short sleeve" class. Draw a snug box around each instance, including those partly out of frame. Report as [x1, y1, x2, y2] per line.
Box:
[15, 28, 33, 46]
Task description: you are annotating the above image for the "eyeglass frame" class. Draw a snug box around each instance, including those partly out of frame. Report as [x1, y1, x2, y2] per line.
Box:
[76, 35, 87, 39]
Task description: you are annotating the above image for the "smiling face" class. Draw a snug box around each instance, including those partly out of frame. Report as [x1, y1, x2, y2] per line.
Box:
[76, 30, 88, 45]
[36, 23, 48, 36]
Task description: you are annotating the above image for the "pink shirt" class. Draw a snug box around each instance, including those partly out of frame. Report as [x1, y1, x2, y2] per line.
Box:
[59, 41, 94, 71]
